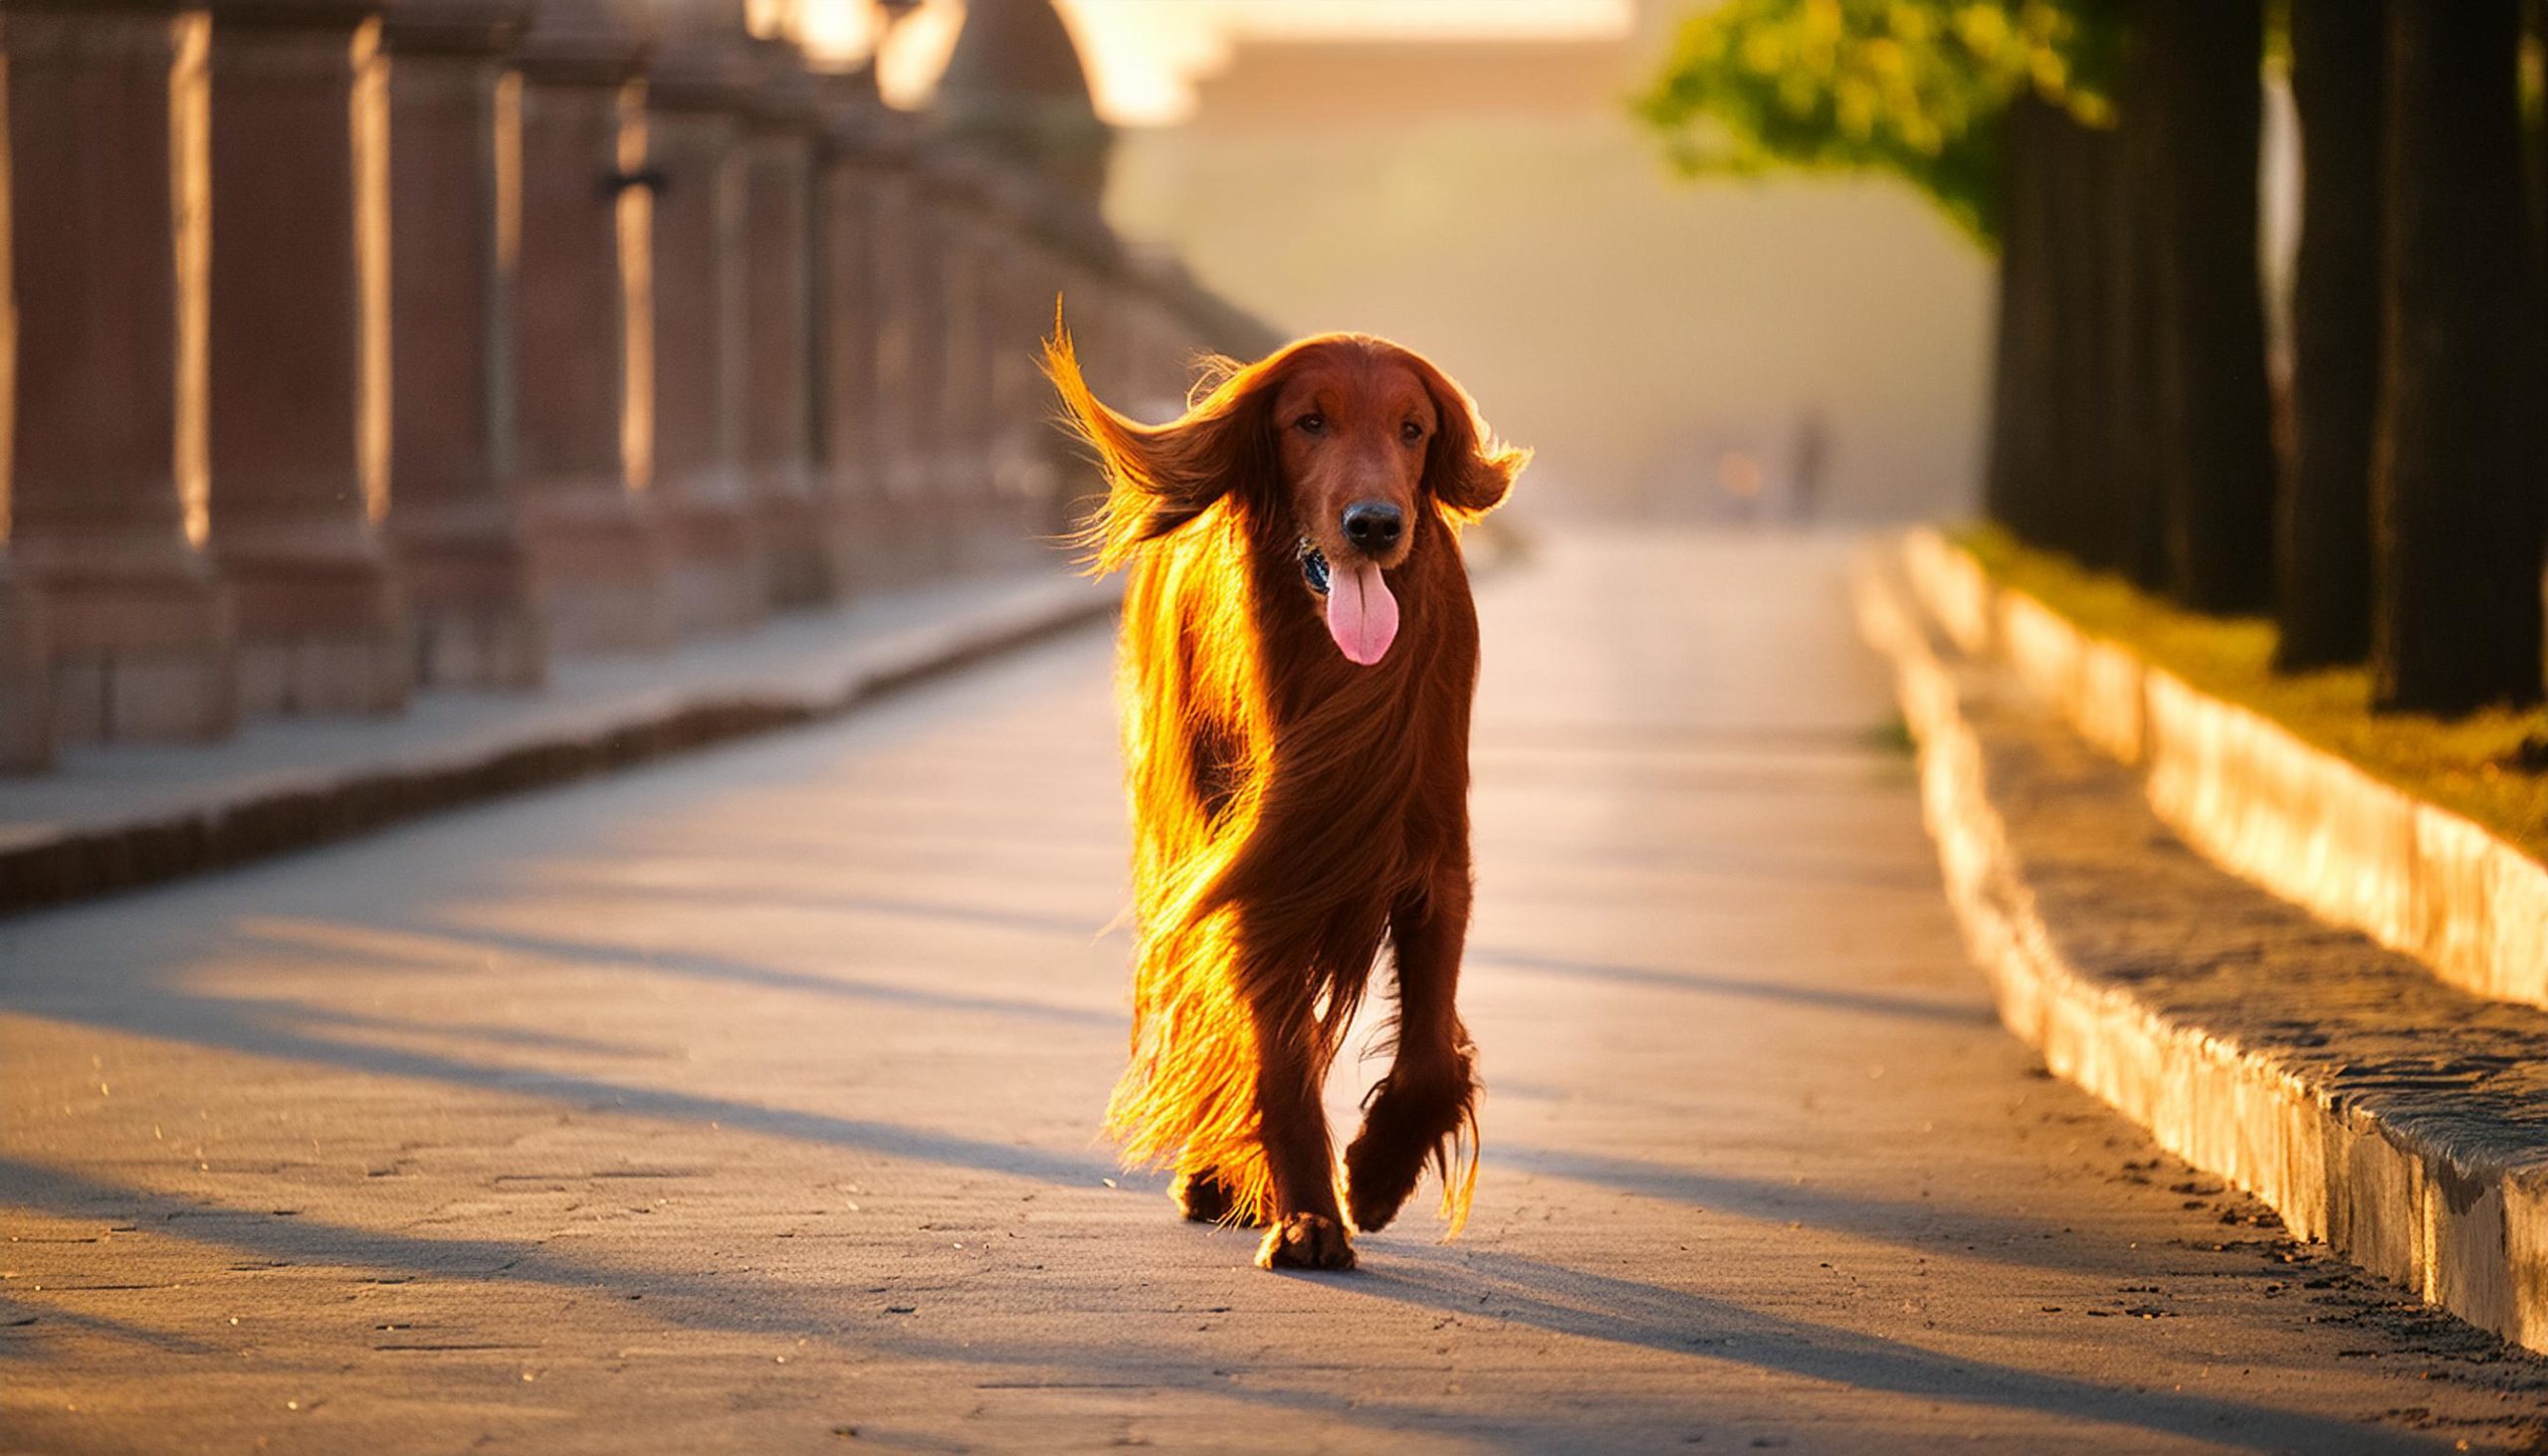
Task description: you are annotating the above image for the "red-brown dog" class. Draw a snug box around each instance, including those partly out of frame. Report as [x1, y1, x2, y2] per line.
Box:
[1048, 328, 1527, 1270]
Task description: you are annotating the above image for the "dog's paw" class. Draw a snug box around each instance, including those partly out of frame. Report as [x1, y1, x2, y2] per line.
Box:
[1255, 1212, 1356, 1271]
[1344, 1064, 1476, 1233]
[1171, 1169, 1262, 1226]
[1343, 1130, 1424, 1234]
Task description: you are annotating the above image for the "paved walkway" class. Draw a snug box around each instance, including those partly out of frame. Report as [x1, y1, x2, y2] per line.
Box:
[3, 530, 2541, 1453]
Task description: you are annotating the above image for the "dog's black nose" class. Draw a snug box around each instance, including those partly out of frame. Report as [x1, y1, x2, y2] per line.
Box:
[1342, 502, 1403, 554]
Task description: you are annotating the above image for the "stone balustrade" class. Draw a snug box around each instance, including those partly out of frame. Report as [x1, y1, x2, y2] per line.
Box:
[0, 0, 1277, 772]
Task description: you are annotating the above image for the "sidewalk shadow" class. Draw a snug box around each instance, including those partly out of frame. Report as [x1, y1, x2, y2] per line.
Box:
[228, 916, 1123, 1033]
[1492, 1143, 2151, 1278]
[1469, 946, 1990, 1026]
[0, 1156, 2457, 1453]
[4, 931, 2130, 1281]
[526, 881, 1120, 942]
[0, 1290, 224, 1361]
[5, 987, 1120, 1190]
[0, 1158, 1457, 1446]
[215, 995, 651, 1059]
[1345, 1245, 2456, 1454]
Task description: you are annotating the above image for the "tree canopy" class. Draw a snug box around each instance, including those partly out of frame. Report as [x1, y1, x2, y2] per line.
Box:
[1634, 0, 2122, 248]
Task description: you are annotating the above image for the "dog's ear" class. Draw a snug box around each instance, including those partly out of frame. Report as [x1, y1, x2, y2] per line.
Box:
[1406, 351, 1530, 523]
[1046, 323, 1279, 573]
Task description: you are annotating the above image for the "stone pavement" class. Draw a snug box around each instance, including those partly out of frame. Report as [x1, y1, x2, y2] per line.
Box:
[3, 529, 2543, 1453]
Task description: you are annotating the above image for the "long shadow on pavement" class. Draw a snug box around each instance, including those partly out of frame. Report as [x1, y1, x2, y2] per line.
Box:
[1493, 1142, 2145, 1277]
[7, 973, 2183, 1283]
[516, 881, 1120, 942]
[0, 1156, 2454, 1453]
[4, 992, 1118, 1188]
[1469, 946, 1991, 1026]
[228, 917, 1123, 1032]
[1348, 1245, 2450, 1453]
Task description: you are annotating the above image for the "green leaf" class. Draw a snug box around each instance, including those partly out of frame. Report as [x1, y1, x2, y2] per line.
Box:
[1634, 0, 2125, 251]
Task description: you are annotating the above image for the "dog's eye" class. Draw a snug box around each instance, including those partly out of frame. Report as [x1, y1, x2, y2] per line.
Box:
[1400, 420, 1425, 445]
[1297, 413, 1326, 436]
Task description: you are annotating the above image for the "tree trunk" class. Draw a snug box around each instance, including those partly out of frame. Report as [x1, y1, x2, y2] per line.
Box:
[2374, 0, 2546, 713]
[2275, 0, 2384, 671]
[1984, 96, 2058, 547]
[2150, 0, 2277, 613]
[1980, 132, 2026, 531]
[2106, 8, 2169, 591]
[2046, 113, 2120, 570]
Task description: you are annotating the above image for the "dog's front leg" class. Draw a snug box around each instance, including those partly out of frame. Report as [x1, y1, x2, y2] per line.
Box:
[1245, 997, 1356, 1270]
[1345, 865, 1481, 1234]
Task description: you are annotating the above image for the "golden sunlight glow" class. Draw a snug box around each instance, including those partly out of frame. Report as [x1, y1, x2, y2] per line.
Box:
[494, 72, 522, 275]
[808, 0, 1633, 125]
[172, 12, 211, 547]
[876, 0, 964, 108]
[615, 84, 654, 495]
[793, 2, 884, 67]
[353, 19, 390, 525]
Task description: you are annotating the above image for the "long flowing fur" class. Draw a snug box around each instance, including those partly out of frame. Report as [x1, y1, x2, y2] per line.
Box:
[1046, 324, 1525, 1234]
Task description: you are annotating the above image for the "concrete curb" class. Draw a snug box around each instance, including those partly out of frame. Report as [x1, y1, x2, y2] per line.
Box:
[1856, 544, 2548, 1355]
[0, 578, 1124, 918]
[1898, 528, 2548, 1011]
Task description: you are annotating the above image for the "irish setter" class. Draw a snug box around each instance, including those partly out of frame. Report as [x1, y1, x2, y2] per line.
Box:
[1048, 328, 1528, 1270]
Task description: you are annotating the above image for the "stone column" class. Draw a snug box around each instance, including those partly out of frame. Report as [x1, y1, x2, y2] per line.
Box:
[1038, 188, 1132, 405]
[978, 171, 1067, 565]
[643, 0, 764, 633]
[810, 72, 888, 595]
[738, 40, 827, 605]
[379, 0, 545, 687]
[1128, 258, 1194, 421]
[866, 125, 939, 587]
[201, 0, 409, 717]
[0, 40, 45, 767]
[916, 151, 995, 571]
[512, 0, 672, 653]
[0, 556, 50, 770]
[1059, 259, 1131, 537]
[1012, 183, 1116, 545]
[2, 2, 237, 744]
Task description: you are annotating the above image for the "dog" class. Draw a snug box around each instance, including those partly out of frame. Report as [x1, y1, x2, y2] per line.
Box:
[1047, 327, 1527, 1270]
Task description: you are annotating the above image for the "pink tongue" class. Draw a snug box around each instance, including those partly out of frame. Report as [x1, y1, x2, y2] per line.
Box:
[1325, 560, 1399, 666]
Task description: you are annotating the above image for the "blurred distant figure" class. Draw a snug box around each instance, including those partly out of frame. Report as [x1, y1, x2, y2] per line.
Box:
[1791, 409, 1829, 524]
[1715, 448, 1763, 525]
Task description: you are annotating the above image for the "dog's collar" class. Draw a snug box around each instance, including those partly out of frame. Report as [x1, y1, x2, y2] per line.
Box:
[1296, 538, 1331, 597]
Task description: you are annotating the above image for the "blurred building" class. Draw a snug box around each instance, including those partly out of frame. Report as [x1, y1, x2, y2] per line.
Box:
[931, 0, 1110, 200]
[0, 0, 1266, 770]
[1098, 0, 1995, 524]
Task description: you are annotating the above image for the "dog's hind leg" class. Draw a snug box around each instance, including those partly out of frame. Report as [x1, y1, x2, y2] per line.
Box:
[1345, 869, 1482, 1235]
[1170, 1167, 1265, 1226]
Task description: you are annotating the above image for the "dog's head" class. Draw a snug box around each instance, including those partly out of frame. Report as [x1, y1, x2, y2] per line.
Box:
[1049, 329, 1528, 668]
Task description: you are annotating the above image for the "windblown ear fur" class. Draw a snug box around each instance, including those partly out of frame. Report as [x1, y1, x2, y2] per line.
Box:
[1045, 323, 1274, 574]
[1408, 354, 1530, 522]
